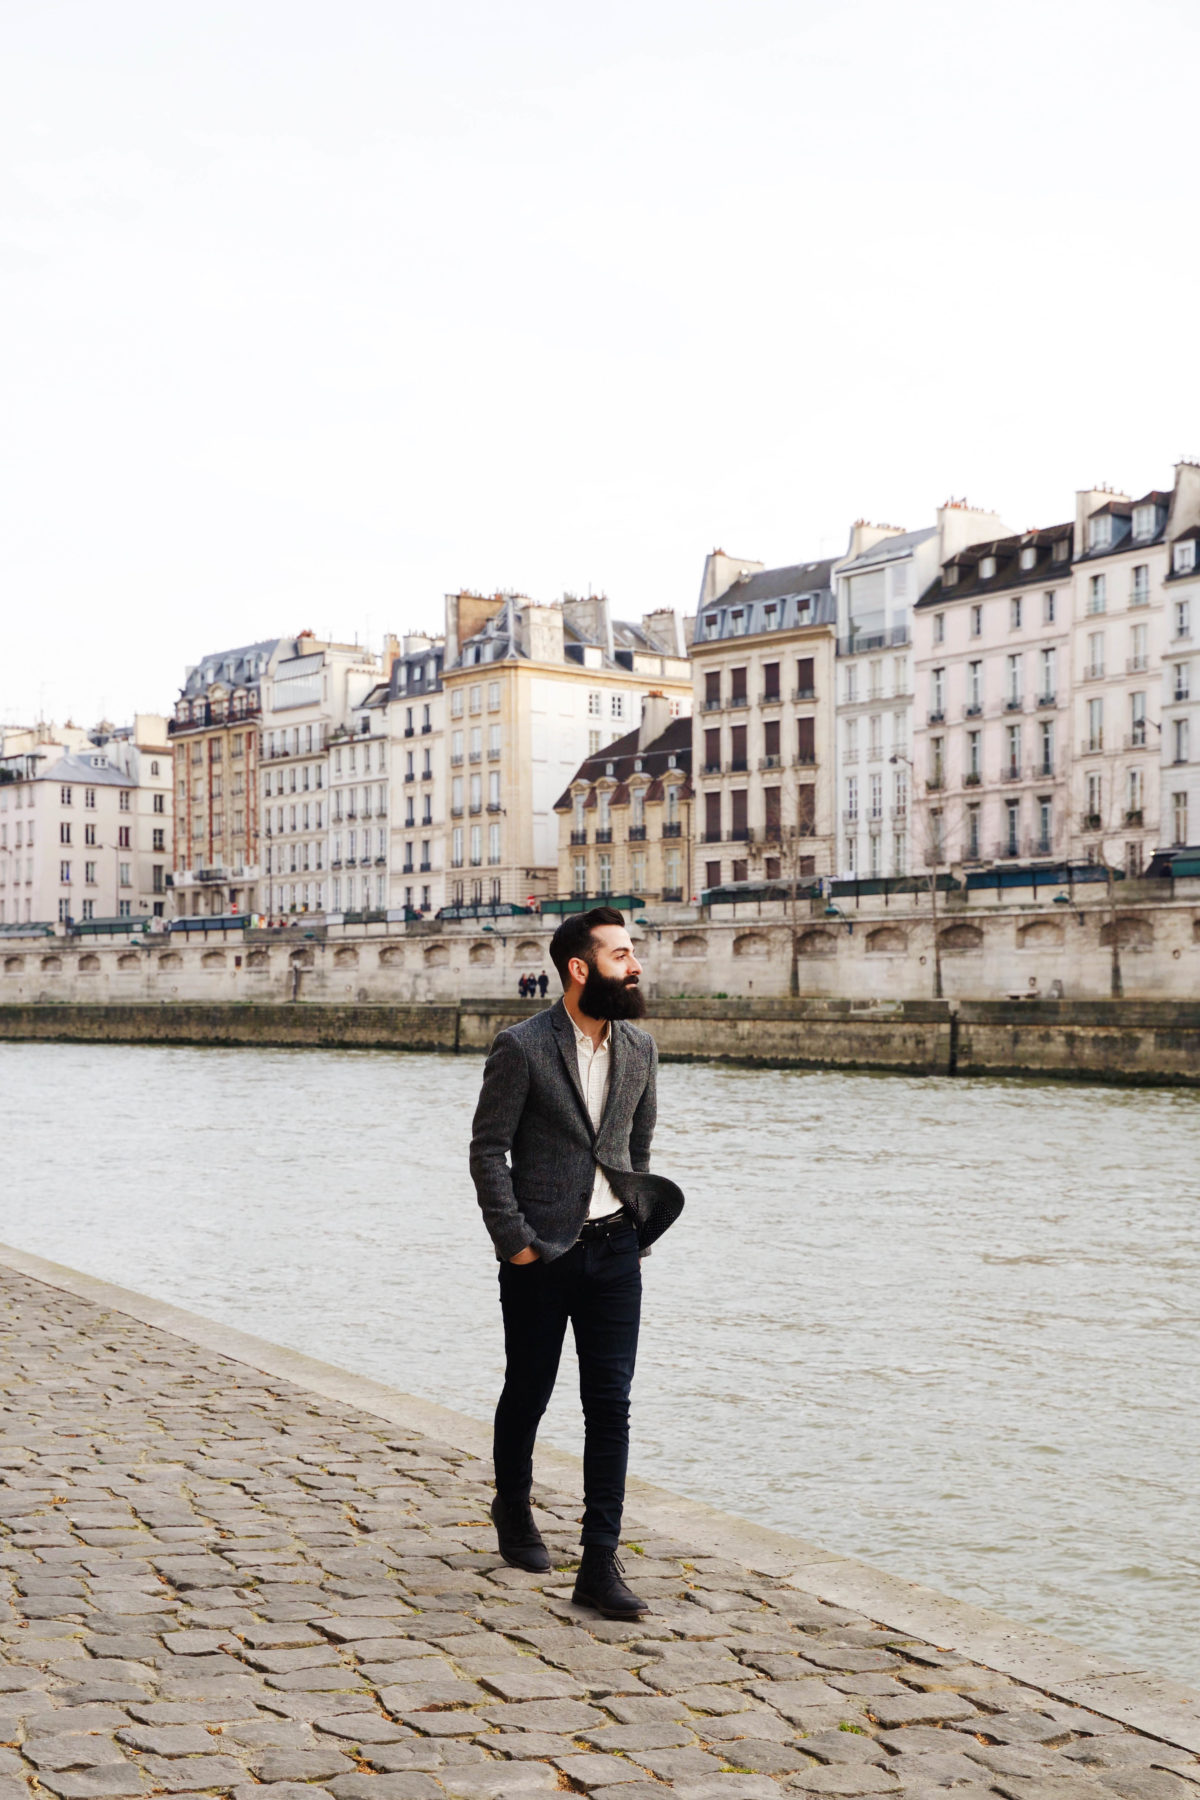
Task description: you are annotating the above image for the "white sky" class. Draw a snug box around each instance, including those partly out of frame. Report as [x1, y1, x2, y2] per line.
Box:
[4, 0, 1199, 724]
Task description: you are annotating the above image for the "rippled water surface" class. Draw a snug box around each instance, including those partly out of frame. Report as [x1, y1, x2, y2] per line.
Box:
[2, 1041, 1198, 1681]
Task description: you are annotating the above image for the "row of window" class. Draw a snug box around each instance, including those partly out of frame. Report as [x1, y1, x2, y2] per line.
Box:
[571, 848, 684, 897]
[842, 657, 909, 703]
[57, 786, 134, 810]
[452, 772, 502, 813]
[262, 763, 323, 797]
[572, 787, 683, 831]
[702, 658, 817, 707]
[449, 823, 503, 868]
[450, 725, 503, 760]
[450, 682, 502, 718]
[55, 861, 136, 887]
[844, 772, 908, 818]
[334, 739, 388, 774]
[265, 725, 324, 758]
[704, 853, 820, 886]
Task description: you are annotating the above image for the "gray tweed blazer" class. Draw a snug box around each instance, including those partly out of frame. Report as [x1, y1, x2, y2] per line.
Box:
[469, 999, 684, 1263]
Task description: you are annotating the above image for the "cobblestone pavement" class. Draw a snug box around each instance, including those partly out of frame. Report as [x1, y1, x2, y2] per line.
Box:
[1, 1273, 1197, 1800]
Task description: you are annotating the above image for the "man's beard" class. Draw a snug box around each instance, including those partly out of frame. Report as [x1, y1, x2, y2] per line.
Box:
[580, 965, 646, 1021]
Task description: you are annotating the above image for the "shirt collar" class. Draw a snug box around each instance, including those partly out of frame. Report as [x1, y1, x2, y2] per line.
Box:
[569, 1012, 610, 1052]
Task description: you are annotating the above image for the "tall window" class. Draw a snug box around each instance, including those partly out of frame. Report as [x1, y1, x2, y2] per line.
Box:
[1173, 792, 1188, 846]
[968, 660, 982, 710]
[1174, 718, 1190, 765]
[1043, 591, 1056, 624]
[1005, 723, 1021, 778]
[1088, 573, 1107, 614]
[1087, 698, 1104, 752]
[966, 805, 980, 860]
[1006, 653, 1022, 706]
[967, 729, 981, 779]
[1086, 632, 1105, 679]
[1037, 797, 1052, 855]
[1039, 719, 1054, 775]
[1005, 799, 1020, 857]
[930, 667, 945, 716]
[1039, 646, 1056, 701]
[969, 605, 982, 638]
[1131, 564, 1150, 605]
[1130, 692, 1146, 747]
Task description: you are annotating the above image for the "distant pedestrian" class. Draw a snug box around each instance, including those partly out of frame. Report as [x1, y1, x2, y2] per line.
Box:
[537, 970, 549, 998]
[518, 973, 530, 998]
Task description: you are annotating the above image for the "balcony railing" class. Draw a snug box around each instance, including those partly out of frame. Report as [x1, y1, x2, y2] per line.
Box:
[595, 828, 613, 843]
[1037, 691, 1057, 707]
[1083, 664, 1106, 681]
[1002, 763, 1022, 782]
[1005, 696, 1024, 711]
[928, 709, 945, 723]
[792, 686, 816, 701]
[486, 801, 502, 814]
[703, 762, 722, 775]
[628, 825, 647, 841]
[1125, 808, 1144, 827]
[468, 750, 481, 763]
[795, 751, 817, 766]
[964, 771, 982, 786]
[662, 822, 682, 838]
[836, 625, 910, 655]
[729, 758, 748, 772]
[760, 689, 782, 706]
[1124, 731, 1148, 750]
[570, 829, 587, 844]
[1080, 812, 1103, 830]
[661, 888, 683, 902]
[926, 776, 944, 791]
[759, 754, 782, 769]
[1127, 655, 1150, 672]
[964, 702, 982, 717]
[702, 697, 723, 712]
[728, 693, 749, 710]
[450, 754, 463, 767]
[1081, 736, 1104, 754]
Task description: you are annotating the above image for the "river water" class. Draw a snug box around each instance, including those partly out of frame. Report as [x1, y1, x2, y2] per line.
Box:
[2, 1041, 1198, 1682]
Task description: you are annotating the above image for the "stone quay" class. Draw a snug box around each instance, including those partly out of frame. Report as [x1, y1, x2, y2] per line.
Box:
[1, 1243, 1200, 1800]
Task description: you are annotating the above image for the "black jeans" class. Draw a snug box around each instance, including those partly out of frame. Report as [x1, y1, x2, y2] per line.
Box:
[493, 1221, 641, 1548]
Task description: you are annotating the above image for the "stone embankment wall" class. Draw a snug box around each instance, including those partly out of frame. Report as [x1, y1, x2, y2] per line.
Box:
[3, 886, 1200, 1008]
[3, 993, 1200, 1085]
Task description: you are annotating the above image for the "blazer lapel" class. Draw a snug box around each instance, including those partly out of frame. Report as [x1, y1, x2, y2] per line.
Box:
[550, 1002, 594, 1138]
[598, 1020, 628, 1137]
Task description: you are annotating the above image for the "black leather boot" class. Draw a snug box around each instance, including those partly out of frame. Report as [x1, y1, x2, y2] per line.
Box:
[571, 1546, 648, 1619]
[490, 1494, 551, 1573]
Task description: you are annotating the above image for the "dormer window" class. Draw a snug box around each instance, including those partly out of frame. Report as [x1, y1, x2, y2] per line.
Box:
[633, 758, 643, 772]
[979, 556, 997, 580]
[1132, 504, 1157, 541]
[1054, 539, 1069, 561]
[1176, 540, 1197, 575]
[1020, 546, 1037, 571]
[1089, 514, 1112, 551]
[702, 614, 717, 638]
[730, 609, 746, 635]
[944, 565, 958, 587]
[605, 762, 614, 776]
[668, 754, 677, 769]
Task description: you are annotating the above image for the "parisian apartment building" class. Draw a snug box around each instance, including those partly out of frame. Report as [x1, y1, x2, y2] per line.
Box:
[169, 639, 280, 916]
[440, 592, 691, 909]
[909, 462, 1200, 880]
[689, 551, 839, 897]
[555, 697, 692, 903]
[0, 716, 173, 926]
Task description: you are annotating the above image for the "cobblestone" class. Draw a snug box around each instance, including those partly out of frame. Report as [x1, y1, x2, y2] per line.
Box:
[0, 1268, 1196, 1800]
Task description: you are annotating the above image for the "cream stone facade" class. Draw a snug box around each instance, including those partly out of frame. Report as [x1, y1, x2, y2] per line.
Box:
[1160, 520, 1200, 854]
[690, 555, 837, 896]
[441, 593, 691, 907]
[1069, 467, 1200, 872]
[912, 523, 1074, 870]
[260, 635, 381, 918]
[0, 717, 173, 927]
[836, 505, 1010, 879]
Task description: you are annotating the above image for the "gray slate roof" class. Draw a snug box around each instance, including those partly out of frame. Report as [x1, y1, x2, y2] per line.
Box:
[181, 639, 280, 696]
[839, 527, 936, 571]
[36, 750, 133, 787]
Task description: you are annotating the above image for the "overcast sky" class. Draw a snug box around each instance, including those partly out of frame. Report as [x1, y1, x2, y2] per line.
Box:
[4, 0, 1199, 725]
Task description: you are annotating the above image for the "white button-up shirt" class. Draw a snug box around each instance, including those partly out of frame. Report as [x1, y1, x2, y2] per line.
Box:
[570, 1012, 624, 1220]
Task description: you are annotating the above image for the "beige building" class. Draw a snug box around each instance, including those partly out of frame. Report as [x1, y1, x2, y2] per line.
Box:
[169, 640, 280, 917]
[690, 554, 838, 896]
[348, 633, 447, 916]
[441, 592, 691, 908]
[0, 716, 172, 927]
[554, 702, 692, 903]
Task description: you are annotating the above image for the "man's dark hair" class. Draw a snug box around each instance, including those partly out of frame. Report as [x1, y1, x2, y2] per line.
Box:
[549, 906, 626, 985]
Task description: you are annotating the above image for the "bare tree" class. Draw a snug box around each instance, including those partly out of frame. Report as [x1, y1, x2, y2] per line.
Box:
[748, 763, 819, 997]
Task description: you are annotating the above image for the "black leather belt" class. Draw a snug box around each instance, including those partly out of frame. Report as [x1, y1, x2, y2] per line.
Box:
[577, 1209, 633, 1241]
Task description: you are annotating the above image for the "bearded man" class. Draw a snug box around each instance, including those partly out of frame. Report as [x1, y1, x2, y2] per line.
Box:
[469, 905, 684, 1619]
